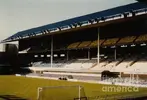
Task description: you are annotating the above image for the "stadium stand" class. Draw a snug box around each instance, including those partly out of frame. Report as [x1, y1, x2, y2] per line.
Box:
[117, 36, 136, 44]
[135, 34, 147, 42]
[29, 51, 147, 74]
[129, 56, 147, 73]
[32, 59, 97, 70]
[102, 38, 119, 46]
[77, 41, 91, 48]
[1, 2, 147, 87]
[1, 2, 147, 100]
[67, 42, 81, 49]
[89, 39, 105, 48]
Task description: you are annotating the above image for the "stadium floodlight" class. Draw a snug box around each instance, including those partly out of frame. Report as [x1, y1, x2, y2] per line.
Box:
[135, 8, 147, 16]
[80, 21, 90, 26]
[110, 46, 116, 48]
[112, 14, 123, 20]
[121, 45, 127, 47]
[140, 43, 146, 46]
[49, 28, 59, 33]
[131, 44, 136, 47]
[103, 46, 107, 48]
[61, 25, 71, 30]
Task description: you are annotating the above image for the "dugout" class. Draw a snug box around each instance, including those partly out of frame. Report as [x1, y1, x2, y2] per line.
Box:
[101, 70, 119, 80]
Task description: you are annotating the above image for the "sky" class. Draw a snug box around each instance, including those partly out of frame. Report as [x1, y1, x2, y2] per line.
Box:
[0, 0, 137, 42]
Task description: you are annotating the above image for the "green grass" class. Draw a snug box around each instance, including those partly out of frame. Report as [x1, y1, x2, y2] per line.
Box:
[0, 75, 147, 100]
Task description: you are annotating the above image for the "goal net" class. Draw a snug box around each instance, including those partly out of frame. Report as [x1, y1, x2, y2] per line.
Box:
[37, 85, 87, 100]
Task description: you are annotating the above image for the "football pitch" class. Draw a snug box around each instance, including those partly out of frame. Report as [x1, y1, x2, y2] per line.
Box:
[0, 75, 147, 100]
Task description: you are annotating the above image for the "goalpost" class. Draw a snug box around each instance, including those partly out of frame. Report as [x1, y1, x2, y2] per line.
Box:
[37, 85, 87, 100]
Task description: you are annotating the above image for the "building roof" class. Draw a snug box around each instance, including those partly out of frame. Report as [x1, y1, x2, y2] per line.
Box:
[2, 2, 147, 43]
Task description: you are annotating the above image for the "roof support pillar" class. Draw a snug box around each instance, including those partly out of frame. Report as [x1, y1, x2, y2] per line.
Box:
[114, 48, 117, 61]
[67, 50, 69, 61]
[88, 49, 90, 60]
[97, 27, 100, 67]
[51, 35, 53, 68]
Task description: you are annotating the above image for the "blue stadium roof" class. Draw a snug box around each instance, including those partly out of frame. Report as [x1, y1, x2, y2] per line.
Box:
[2, 2, 147, 42]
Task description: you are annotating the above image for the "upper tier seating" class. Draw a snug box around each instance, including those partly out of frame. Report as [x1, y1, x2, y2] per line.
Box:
[135, 34, 147, 42]
[117, 36, 136, 44]
[59, 34, 147, 50]
[27, 34, 147, 53]
[89, 39, 105, 48]
[67, 42, 81, 49]
[102, 38, 119, 46]
[78, 41, 91, 48]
